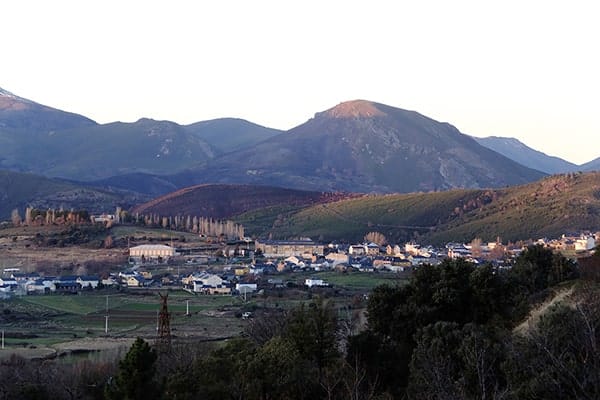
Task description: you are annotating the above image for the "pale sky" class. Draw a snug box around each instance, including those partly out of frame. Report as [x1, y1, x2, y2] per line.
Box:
[2, 1, 598, 164]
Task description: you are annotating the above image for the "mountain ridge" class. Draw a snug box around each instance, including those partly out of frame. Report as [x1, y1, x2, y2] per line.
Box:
[474, 136, 579, 174]
[168, 99, 546, 193]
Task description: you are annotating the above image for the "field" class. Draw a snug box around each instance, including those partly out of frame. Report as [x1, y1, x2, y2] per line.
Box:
[0, 289, 249, 359]
[0, 268, 402, 360]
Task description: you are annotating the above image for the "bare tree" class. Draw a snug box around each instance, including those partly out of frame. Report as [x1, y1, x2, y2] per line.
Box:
[364, 231, 387, 246]
[10, 208, 21, 226]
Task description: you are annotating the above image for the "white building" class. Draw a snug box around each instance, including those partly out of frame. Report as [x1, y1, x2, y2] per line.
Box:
[575, 235, 596, 251]
[305, 278, 328, 288]
[236, 283, 258, 294]
[129, 244, 176, 262]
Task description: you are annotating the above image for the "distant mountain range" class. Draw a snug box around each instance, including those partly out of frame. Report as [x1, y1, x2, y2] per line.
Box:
[582, 157, 600, 172]
[0, 88, 279, 181]
[473, 136, 580, 174]
[1, 85, 598, 204]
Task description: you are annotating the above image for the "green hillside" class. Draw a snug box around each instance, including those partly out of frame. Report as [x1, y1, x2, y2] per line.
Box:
[236, 172, 600, 244]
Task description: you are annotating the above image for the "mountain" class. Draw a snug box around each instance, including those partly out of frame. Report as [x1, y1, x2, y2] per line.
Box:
[0, 87, 96, 131]
[171, 100, 546, 193]
[185, 118, 282, 154]
[0, 114, 218, 180]
[0, 88, 281, 181]
[0, 170, 149, 220]
[582, 157, 600, 172]
[0, 90, 546, 194]
[131, 184, 360, 220]
[235, 172, 600, 245]
[473, 136, 579, 174]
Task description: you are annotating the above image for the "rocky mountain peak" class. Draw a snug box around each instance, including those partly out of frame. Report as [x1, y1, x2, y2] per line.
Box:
[0, 87, 32, 110]
[324, 100, 386, 119]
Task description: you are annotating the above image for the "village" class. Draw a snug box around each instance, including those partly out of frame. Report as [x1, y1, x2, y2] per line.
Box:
[1, 228, 597, 298]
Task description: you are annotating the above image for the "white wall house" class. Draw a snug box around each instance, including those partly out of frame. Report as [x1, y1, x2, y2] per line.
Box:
[129, 244, 176, 262]
[305, 278, 328, 288]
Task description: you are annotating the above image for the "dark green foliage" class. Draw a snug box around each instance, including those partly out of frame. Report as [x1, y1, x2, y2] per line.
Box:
[353, 258, 512, 395]
[283, 299, 339, 378]
[105, 337, 160, 400]
[354, 252, 580, 397]
[512, 244, 578, 293]
[408, 322, 507, 400]
[247, 337, 306, 400]
[505, 299, 600, 400]
[164, 301, 341, 400]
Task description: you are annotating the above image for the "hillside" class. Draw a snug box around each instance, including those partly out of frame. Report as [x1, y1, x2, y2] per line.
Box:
[172, 100, 546, 193]
[235, 172, 600, 244]
[0, 87, 96, 131]
[185, 118, 282, 154]
[131, 184, 360, 219]
[0, 117, 218, 181]
[473, 136, 579, 174]
[0, 170, 149, 220]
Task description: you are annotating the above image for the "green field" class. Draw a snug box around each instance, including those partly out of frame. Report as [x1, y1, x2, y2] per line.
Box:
[0, 270, 407, 357]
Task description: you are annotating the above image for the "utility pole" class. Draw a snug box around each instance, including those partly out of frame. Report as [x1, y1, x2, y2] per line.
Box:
[186, 300, 190, 316]
[105, 295, 109, 334]
[1, 330, 4, 349]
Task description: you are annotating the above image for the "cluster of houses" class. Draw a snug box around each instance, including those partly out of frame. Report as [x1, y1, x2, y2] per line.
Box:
[3, 232, 596, 298]
[0, 272, 100, 296]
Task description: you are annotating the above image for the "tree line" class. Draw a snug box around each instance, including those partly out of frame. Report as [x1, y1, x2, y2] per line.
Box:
[129, 213, 245, 240]
[11, 207, 90, 226]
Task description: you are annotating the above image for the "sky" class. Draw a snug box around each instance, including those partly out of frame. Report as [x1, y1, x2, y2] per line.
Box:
[2, 0, 599, 164]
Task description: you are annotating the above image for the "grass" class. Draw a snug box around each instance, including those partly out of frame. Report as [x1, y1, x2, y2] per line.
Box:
[22, 295, 123, 315]
[110, 226, 203, 243]
[317, 271, 406, 290]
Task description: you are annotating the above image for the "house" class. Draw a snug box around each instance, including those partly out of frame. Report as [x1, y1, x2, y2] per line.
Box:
[54, 281, 81, 294]
[102, 276, 119, 287]
[386, 244, 403, 256]
[325, 252, 349, 266]
[305, 278, 329, 288]
[11, 272, 40, 282]
[573, 235, 596, 251]
[192, 273, 231, 294]
[26, 279, 49, 294]
[255, 238, 323, 258]
[366, 243, 381, 256]
[236, 283, 258, 294]
[349, 245, 366, 256]
[91, 214, 116, 224]
[0, 278, 18, 287]
[77, 276, 100, 289]
[127, 275, 154, 287]
[233, 266, 249, 276]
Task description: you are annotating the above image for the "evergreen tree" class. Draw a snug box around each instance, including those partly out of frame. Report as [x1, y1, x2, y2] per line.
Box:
[105, 337, 161, 400]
